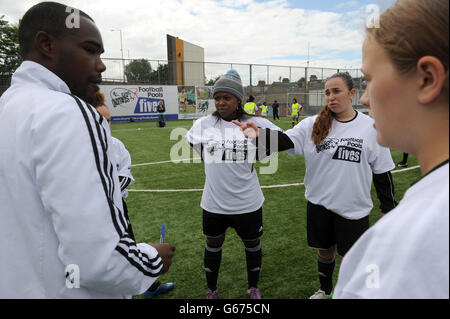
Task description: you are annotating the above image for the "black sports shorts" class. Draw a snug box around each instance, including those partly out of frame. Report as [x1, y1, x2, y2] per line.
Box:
[306, 201, 369, 256]
[203, 207, 263, 240]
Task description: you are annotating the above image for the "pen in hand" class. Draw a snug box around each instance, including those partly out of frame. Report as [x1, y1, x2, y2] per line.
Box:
[160, 224, 165, 244]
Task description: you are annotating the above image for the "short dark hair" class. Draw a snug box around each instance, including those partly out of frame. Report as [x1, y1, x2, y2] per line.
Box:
[18, 1, 94, 58]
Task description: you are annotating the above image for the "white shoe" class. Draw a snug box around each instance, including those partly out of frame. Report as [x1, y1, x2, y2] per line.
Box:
[309, 289, 330, 299]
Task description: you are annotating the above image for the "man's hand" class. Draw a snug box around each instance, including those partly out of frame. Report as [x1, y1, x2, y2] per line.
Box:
[232, 120, 259, 138]
[148, 243, 176, 274]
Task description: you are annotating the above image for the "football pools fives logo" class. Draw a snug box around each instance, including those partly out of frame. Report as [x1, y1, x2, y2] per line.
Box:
[169, 124, 279, 174]
[317, 137, 364, 163]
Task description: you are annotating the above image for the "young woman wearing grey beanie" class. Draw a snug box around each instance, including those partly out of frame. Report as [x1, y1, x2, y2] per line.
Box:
[186, 69, 282, 299]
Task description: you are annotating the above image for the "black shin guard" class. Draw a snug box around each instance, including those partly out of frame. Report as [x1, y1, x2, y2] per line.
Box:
[245, 243, 262, 289]
[204, 244, 222, 291]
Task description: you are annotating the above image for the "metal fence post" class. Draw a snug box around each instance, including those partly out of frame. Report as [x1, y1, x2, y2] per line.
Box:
[249, 63, 252, 95]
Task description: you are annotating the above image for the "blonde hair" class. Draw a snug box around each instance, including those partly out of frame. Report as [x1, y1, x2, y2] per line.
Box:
[366, 0, 448, 84]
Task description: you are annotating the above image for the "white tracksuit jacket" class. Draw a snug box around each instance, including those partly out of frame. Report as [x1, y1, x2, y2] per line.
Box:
[111, 136, 135, 200]
[0, 61, 161, 298]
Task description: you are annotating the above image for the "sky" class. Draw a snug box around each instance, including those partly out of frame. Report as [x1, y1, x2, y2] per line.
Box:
[0, 0, 395, 71]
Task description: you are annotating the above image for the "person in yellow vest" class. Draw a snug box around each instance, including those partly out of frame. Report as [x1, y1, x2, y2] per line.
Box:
[260, 101, 268, 117]
[244, 96, 258, 115]
[291, 98, 303, 127]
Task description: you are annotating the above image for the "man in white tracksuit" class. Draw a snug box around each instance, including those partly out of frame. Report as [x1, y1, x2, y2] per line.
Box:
[0, 2, 175, 298]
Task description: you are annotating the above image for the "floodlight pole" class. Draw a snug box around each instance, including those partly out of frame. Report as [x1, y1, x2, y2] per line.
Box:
[111, 29, 125, 83]
[249, 64, 253, 95]
[306, 42, 310, 107]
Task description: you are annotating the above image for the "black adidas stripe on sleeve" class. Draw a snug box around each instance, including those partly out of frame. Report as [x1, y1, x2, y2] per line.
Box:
[71, 95, 162, 277]
[119, 176, 132, 192]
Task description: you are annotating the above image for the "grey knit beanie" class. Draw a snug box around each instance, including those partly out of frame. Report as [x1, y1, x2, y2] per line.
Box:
[213, 69, 244, 103]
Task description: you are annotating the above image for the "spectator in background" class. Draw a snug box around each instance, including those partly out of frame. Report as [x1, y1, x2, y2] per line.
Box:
[291, 98, 303, 127]
[396, 153, 409, 168]
[157, 100, 166, 127]
[272, 100, 280, 120]
[244, 95, 258, 115]
[260, 101, 268, 117]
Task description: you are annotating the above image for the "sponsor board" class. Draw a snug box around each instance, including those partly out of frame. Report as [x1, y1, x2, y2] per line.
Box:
[99, 85, 179, 122]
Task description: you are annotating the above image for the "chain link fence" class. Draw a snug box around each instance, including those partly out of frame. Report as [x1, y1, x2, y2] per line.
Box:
[1, 57, 368, 115]
[101, 58, 367, 116]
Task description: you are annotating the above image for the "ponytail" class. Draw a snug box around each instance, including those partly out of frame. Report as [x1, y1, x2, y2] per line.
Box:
[311, 105, 334, 146]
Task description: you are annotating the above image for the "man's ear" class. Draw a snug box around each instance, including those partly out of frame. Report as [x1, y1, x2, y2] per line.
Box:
[416, 56, 446, 104]
[34, 31, 58, 60]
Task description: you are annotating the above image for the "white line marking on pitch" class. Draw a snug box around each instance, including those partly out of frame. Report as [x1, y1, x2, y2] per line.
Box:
[128, 165, 420, 193]
[391, 165, 420, 174]
[132, 158, 201, 167]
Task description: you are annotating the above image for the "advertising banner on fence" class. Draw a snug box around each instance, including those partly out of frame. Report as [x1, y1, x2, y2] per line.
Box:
[99, 85, 179, 122]
[178, 86, 215, 120]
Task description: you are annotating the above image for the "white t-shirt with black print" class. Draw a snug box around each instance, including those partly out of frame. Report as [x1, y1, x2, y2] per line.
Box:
[186, 115, 281, 215]
[285, 111, 395, 220]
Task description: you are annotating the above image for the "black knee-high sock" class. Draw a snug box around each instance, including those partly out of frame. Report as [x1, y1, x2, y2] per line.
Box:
[318, 256, 335, 295]
[402, 153, 409, 163]
[204, 244, 222, 291]
[245, 243, 262, 289]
